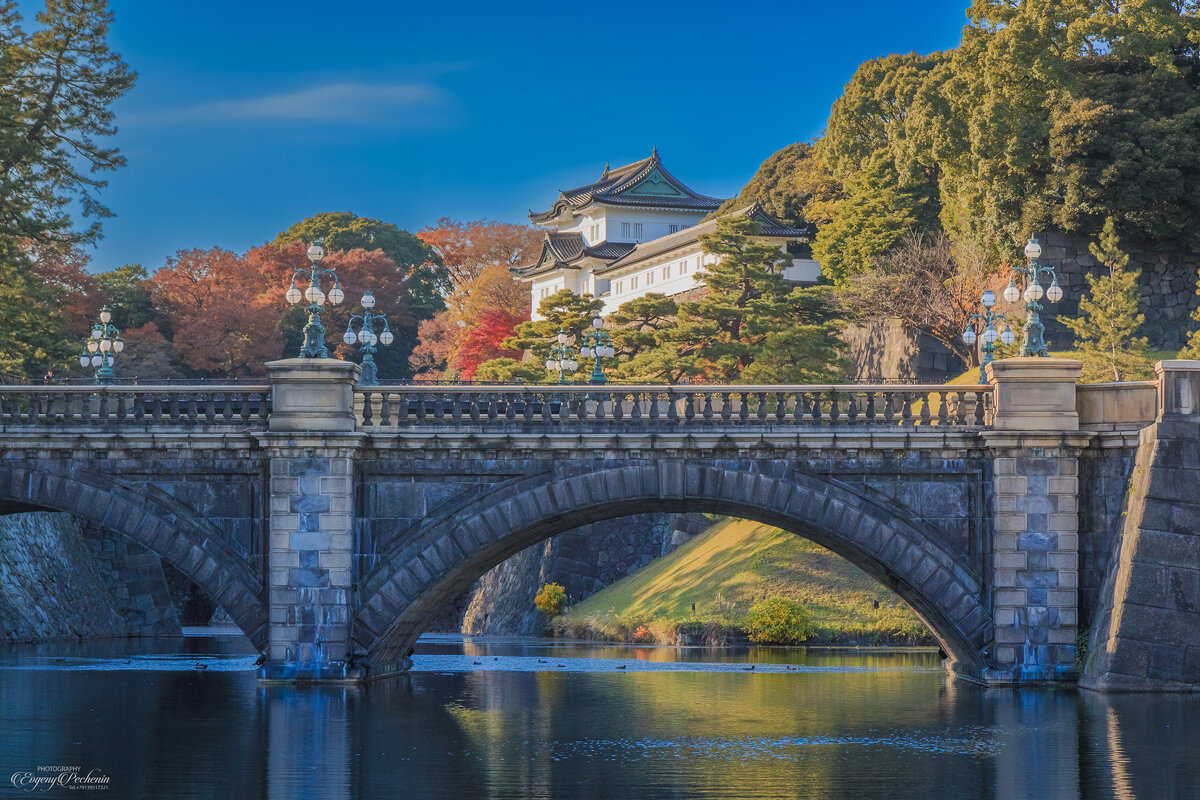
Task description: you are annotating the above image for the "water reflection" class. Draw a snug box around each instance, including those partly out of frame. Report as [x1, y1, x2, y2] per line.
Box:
[0, 634, 1197, 799]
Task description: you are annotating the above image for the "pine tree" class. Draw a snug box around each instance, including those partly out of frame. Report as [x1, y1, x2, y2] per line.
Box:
[0, 0, 136, 248]
[1061, 218, 1153, 382]
[659, 215, 845, 383]
[0, 0, 134, 377]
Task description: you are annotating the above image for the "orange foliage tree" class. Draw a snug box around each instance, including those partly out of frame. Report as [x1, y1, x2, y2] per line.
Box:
[415, 219, 540, 378]
[148, 247, 284, 377]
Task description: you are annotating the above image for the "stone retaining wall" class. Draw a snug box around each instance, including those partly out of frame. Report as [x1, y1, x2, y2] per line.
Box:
[1034, 232, 1198, 352]
[0, 512, 179, 641]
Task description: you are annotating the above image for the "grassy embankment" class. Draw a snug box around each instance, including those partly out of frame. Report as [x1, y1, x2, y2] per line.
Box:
[554, 517, 933, 646]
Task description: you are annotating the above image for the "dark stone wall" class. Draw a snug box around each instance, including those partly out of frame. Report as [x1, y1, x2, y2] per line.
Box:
[1078, 446, 1137, 631]
[842, 319, 965, 383]
[0, 512, 180, 641]
[1082, 419, 1200, 690]
[1036, 231, 1199, 352]
[82, 524, 181, 637]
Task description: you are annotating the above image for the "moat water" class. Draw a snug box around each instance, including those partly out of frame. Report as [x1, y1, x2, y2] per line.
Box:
[0, 631, 1196, 799]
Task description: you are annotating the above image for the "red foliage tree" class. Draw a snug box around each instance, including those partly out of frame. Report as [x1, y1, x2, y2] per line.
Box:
[452, 309, 525, 380]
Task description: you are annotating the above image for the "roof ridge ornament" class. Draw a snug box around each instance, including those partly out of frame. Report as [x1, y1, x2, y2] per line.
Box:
[601, 162, 609, 178]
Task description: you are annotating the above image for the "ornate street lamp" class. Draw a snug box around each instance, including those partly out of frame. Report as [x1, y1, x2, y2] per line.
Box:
[78, 305, 124, 385]
[544, 329, 578, 384]
[577, 315, 615, 385]
[1002, 238, 1063, 357]
[962, 289, 1015, 384]
[284, 242, 345, 358]
[341, 291, 394, 385]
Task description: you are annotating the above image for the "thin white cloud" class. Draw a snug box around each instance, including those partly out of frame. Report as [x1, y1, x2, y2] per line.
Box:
[126, 82, 455, 127]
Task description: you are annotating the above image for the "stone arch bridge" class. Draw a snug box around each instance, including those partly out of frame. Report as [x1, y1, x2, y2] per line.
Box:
[1, 358, 1197, 690]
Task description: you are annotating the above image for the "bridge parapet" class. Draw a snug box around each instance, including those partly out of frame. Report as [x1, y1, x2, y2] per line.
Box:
[0, 385, 270, 430]
[354, 384, 995, 430]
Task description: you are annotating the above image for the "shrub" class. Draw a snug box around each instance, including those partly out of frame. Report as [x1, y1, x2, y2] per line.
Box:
[534, 582, 568, 619]
[743, 597, 814, 645]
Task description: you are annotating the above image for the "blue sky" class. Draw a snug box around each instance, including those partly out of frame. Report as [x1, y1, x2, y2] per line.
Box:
[33, 0, 970, 272]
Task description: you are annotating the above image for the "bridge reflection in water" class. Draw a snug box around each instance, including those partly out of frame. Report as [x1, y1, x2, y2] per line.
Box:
[0, 636, 1195, 799]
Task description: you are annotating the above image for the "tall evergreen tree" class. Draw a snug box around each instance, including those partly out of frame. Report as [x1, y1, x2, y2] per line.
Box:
[0, 0, 135, 248]
[1062, 218, 1153, 382]
[0, 0, 133, 377]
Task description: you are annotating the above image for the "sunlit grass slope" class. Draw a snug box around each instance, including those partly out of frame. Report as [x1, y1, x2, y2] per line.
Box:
[564, 518, 931, 643]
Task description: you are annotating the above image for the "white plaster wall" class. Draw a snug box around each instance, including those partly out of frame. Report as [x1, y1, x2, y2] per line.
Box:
[603, 209, 709, 243]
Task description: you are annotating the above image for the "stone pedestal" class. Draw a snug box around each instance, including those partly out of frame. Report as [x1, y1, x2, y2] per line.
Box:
[257, 358, 364, 683]
[1155, 360, 1200, 420]
[987, 358, 1082, 431]
[983, 357, 1087, 684]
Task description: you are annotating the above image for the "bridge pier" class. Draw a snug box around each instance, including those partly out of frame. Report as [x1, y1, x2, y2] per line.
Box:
[982, 358, 1087, 684]
[257, 359, 365, 683]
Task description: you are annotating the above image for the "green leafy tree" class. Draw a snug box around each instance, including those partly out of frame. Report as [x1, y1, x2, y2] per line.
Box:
[0, 242, 74, 376]
[742, 596, 814, 645]
[0, 0, 136, 249]
[274, 212, 446, 318]
[471, 357, 545, 383]
[1062, 218, 1153, 382]
[931, 1, 1200, 251]
[0, 0, 133, 378]
[94, 263, 154, 329]
[813, 52, 946, 283]
[534, 582, 568, 619]
[708, 142, 840, 230]
[608, 294, 681, 382]
[510, 290, 604, 344]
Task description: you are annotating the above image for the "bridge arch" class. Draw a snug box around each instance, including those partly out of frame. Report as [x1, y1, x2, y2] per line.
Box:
[0, 464, 268, 650]
[354, 463, 992, 677]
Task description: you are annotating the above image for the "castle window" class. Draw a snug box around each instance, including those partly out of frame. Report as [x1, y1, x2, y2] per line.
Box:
[663, 265, 670, 280]
[668, 224, 680, 234]
[632, 223, 643, 240]
[621, 222, 630, 238]
[646, 271, 655, 285]
[631, 276, 639, 290]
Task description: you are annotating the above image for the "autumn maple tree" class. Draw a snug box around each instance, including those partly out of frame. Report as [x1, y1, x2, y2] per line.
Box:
[452, 309, 525, 380]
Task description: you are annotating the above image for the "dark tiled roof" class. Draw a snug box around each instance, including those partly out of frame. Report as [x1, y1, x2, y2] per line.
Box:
[597, 203, 810, 275]
[546, 232, 585, 262]
[510, 234, 637, 278]
[585, 241, 637, 260]
[529, 149, 726, 223]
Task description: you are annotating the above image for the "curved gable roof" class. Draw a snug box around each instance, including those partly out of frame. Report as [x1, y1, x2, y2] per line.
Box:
[530, 149, 725, 223]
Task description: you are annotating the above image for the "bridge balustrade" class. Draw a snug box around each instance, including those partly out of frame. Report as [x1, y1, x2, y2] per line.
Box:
[353, 384, 994, 429]
[0, 386, 271, 428]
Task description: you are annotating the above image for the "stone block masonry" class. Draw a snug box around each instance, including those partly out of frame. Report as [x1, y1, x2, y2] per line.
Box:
[986, 439, 1090, 681]
[256, 357, 365, 683]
